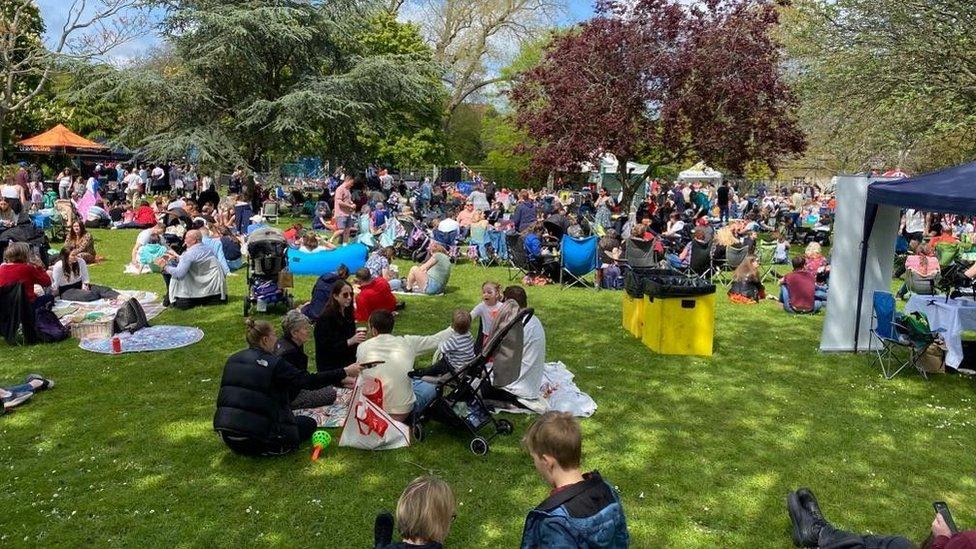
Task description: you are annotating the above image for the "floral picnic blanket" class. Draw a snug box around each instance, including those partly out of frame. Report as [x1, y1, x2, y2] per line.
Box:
[79, 325, 204, 354]
[294, 388, 354, 428]
[53, 290, 163, 328]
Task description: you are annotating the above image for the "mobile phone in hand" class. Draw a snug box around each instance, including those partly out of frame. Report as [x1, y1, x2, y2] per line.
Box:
[934, 501, 959, 535]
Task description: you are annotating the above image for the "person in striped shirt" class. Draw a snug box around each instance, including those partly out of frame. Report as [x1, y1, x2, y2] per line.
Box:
[410, 310, 476, 378]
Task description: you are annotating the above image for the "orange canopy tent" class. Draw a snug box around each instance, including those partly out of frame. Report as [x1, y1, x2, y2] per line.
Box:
[16, 124, 110, 154]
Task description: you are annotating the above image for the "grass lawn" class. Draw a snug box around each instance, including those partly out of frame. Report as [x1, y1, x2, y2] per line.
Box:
[2, 223, 974, 547]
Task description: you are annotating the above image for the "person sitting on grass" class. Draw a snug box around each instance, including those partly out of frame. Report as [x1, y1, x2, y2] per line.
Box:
[728, 255, 765, 304]
[275, 310, 360, 409]
[773, 232, 790, 264]
[49, 248, 119, 302]
[64, 221, 96, 264]
[786, 487, 976, 549]
[779, 256, 827, 314]
[410, 309, 476, 379]
[520, 411, 629, 549]
[374, 476, 457, 549]
[155, 229, 227, 309]
[0, 242, 52, 311]
[356, 310, 452, 422]
[405, 242, 452, 295]
[1, 373, 54, 415]
[354, 267, 397, 323]
[214, 318, 362, 457]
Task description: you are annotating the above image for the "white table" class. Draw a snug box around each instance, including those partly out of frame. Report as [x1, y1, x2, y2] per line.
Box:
[904, 295, 976, 369]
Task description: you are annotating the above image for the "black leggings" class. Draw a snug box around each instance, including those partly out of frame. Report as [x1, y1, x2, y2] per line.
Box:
[220, 416, 317, 457]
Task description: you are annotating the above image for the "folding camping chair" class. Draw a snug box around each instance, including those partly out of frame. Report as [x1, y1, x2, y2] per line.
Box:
[622, 238, 657, 270]
[935, 242, 959, 269]
[506, 233, 532, 280]
[468, 225, 495, 267]
[686, 240, 714, 279]
[905, 270, 939, 297]
[261, 201, 280, 224]
[757, 241, 780, 283]
[560, 235, 598, 289]
[714, 244, 749, 287]
[871, 291, 941, 380]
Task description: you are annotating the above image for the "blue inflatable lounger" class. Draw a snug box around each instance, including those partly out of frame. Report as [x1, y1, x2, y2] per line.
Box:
[287, 243, 369, 276]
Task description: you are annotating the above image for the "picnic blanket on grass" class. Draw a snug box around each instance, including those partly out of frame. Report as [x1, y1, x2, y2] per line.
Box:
[294, 388, 354, 428]
[392, 291, 445, 297]
[53, 290, 163, 329]
[79, 325, 204, 354]
[495, 361, 597, 417]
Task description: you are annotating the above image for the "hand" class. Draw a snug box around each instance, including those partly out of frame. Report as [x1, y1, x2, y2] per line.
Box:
[347, 331, 366, 346]
[154, 257, 169, 268]
[341, 376, 356, 389]
[344, 363, 363, 378]
[932, 512, 952, 539]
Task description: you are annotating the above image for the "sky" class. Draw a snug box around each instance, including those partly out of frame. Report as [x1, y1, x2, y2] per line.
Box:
[37, 0, 598, 62]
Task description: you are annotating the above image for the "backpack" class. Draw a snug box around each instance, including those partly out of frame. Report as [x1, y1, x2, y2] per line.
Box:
[112, 298, 149, 334]
[35, 307, 69, 343]
[896, 311, 935, 346]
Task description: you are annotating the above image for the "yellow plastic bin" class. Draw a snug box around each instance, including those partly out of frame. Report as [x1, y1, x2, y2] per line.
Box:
[640, 276, 716, 356]
[622, 294, 644, 338]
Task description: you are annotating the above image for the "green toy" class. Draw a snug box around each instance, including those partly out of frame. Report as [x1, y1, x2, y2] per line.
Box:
[311, 430, 331, 461]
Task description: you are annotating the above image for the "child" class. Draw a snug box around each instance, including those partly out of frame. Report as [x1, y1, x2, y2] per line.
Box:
[773, 233, 790, 264]
[520, 412, 629, 548]
[410, 310, 475, 378]
[374, 476, 456, 549]
[470, 281, 504, 341]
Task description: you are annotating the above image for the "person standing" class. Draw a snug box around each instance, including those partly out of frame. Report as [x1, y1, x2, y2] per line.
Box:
[333, 173, 356, 244]
[717, 181, 731, 224]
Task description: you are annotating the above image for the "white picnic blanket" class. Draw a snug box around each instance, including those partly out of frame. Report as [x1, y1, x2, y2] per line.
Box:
[498, 361, 597, 417]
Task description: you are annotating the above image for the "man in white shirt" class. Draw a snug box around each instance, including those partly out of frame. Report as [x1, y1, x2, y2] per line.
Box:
[356, 310, 452, 421]
[123, 168, 142, 200]
[500, 286, 546, 400]
[901, 209, 926, 242]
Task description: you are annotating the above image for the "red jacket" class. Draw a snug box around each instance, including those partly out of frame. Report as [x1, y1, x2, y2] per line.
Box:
[0, 263, 51, 302]
[134, 206, 156, 226]
[934, 531, 976, 549]
[355, 277, 396, 322]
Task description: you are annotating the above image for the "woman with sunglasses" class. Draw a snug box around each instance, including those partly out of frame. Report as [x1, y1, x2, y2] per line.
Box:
[313, 279, 366, 373]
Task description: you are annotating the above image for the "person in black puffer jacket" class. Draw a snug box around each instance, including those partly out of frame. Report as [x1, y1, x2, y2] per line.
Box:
[213, 318, 362, 457]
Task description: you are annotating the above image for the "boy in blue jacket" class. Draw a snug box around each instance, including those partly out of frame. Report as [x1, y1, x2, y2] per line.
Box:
[520, 412, 629, 548]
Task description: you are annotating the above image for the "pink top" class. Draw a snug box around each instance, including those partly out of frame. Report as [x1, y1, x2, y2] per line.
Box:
[906, 255, 940, 276]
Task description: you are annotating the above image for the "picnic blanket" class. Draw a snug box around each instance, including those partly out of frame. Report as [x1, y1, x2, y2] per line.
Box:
[496, 361, 597, 418]
[53, 290, 163, 328]
[79, 325, 204, 354]
[392, 291, 445, 297]
[294, 388, 354, 428]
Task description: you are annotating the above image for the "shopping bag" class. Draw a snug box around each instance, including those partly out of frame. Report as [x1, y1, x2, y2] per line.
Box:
[338, 377, 410, 450]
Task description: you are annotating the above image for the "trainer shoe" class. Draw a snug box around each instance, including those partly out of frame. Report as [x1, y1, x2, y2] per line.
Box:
[787, 489, 825, 547]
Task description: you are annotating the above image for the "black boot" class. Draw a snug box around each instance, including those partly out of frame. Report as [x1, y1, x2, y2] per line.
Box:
[374, 511, 394, 548]
[787, 489, 827, 547]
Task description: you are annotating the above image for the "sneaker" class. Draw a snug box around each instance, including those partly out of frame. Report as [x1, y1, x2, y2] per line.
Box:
[25, 374, 54, 391]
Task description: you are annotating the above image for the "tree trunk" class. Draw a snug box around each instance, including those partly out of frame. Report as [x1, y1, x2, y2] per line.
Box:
[616, 156, 637, 217]
[0, 112, 6, 167]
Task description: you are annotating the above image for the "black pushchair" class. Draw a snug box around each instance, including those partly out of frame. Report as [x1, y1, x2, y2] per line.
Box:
[411, 308, 534, 455]
[395, 217, 430, 262]
[243, 227, 294, 315]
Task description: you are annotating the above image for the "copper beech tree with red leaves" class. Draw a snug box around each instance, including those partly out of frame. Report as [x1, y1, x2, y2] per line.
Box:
[509, 0, 806, 209]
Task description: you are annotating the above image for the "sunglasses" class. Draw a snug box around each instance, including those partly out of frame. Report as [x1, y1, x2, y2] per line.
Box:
[339, 291, 353, 298]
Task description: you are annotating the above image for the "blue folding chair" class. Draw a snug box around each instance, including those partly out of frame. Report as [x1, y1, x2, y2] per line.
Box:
[871, 291, 941, 380]
[560, 235, 598, 289]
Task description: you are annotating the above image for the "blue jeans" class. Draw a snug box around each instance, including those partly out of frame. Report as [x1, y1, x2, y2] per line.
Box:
[666, 253, 686, 270]
[412, 379, 437, 415]
[780, 285, 825, 314]
[5, 382, 34, 394]
[719, 205, 729, 223]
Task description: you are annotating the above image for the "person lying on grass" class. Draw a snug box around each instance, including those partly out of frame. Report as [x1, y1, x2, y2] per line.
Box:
[520, 411, 629, 549]
[213, 318, 362, 457]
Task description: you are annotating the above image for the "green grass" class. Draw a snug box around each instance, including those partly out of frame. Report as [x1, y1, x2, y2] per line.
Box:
[2, 224, 974, 547]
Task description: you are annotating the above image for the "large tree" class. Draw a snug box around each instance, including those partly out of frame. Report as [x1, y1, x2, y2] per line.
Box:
[80, 0, 440, 171]
[0, 0, 143, 163]
[510, 0, 806, 210]
[782, 0, 976, 173]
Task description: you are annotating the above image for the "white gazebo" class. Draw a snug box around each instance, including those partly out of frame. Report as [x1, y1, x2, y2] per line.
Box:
[677, 161, 723, 183]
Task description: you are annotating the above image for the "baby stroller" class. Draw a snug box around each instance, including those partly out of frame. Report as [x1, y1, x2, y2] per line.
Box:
[395, 217, 430, 262]
[410, 307, 534, 455]
[243, 227, 294, 315]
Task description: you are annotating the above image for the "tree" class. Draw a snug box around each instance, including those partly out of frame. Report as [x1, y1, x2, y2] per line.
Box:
[0, 0, 144, 163]
[402, 0, 564, 128]
[510, 0, 806, 210]
[781, 0, 976, 173]
[79, 0, 440, 171]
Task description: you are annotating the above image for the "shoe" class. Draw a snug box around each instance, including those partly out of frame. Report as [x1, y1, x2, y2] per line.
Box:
[2, 391, 34, 410]
[797, 487, 827, 525]
[25, 374, 54, 391]
[787, 490, 825, 547]
[373, 511, 394, 548]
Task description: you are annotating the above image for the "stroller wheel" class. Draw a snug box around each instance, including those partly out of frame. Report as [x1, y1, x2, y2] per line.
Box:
[469, 437, 489, 456]
[496, 419, 514, 435]
[412, 422, 425, 442]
